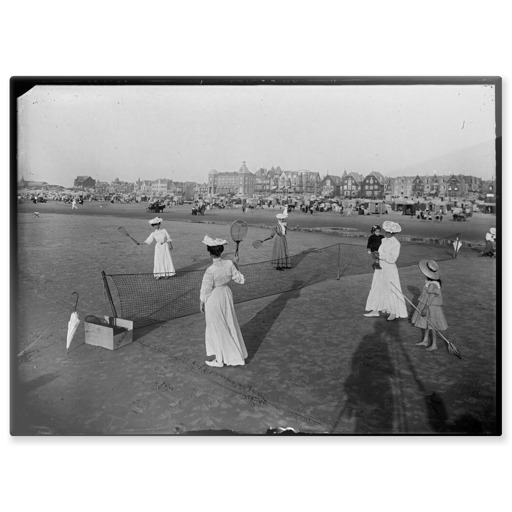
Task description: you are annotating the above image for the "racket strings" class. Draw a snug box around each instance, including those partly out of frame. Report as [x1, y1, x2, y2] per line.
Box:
[230, 220, 248, 242]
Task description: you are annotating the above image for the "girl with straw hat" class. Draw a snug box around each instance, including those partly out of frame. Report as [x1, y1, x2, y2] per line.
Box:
[411, 259, 448, 351]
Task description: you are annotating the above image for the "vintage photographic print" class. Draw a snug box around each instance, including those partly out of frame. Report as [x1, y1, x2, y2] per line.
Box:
[11, 77, 500, 435]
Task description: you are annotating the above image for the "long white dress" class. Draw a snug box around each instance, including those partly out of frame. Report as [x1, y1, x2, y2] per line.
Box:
[144, 228, 176, 278]
[365, 236, 408, 318]
[200, 258, 247, 366]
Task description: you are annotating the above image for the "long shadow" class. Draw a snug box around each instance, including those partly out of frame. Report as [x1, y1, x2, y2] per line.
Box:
[396, 334, 484, 433]
[398, 344, 448, 432]
[331, 318, 401, 433]
[288, 247, 318, 267]
[241, 284, 303, 363]
[11, 373, 61, 435]
[132, 322, 166, 341]
[179, 256, 215, 272]
[16, 373, 60, 394]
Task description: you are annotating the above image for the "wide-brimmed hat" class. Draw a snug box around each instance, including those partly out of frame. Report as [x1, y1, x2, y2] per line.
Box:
[276, 205, 289, 220]
[419, 259, 440, 279]
[202, 235, 228, 247]
[149, 217, 163, 225]
[382, 220, 401, 233]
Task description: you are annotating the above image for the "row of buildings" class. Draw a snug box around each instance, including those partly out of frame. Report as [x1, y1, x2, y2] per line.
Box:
[19, 161, 496, 202]
[207, 162, 496, 201]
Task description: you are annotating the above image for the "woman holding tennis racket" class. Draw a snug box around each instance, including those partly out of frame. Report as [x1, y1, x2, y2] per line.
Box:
[200, 236, 247, 368]
[143, 217, 176, 279]
[269, 206, 291, 270]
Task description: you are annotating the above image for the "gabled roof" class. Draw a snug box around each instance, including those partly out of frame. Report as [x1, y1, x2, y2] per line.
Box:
[347, 172, 364, 183]
[368, 171, 386, 183]
[75, 176, 94, 183]
[323, 174, 343, 184]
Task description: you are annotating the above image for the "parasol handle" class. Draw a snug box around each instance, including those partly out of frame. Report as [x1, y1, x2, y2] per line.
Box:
[72, 292, 79, 312]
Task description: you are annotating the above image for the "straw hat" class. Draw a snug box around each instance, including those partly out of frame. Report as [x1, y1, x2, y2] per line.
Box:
[382, 220, 401, 233]
[276, 205, 289, 220]
[419, 259, 440, 279]
[202, 235, 228, 247]
[149, 217, 163, 225]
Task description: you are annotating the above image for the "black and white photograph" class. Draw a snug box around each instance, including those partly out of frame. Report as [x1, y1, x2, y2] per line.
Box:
[4, 3, 510, 510]
[11, 77, 500, 436]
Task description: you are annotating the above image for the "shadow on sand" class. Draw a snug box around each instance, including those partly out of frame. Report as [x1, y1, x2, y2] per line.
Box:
[333, 318, 402, 433]
[241, 284, 302, 363]
[332, 314, 485, 434]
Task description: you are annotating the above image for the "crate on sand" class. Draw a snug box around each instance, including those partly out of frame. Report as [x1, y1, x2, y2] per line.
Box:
[84, 316, 133, 350]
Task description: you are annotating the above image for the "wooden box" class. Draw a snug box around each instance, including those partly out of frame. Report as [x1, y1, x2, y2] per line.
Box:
[84, 316, 134, 351]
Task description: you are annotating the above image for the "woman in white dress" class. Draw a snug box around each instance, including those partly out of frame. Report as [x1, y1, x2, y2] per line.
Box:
[200, 235, 247, 368]
[142, 217, 176, 279]
[364, 220, 408, 321]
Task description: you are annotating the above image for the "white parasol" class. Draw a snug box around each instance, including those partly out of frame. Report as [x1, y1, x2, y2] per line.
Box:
[66, 292, 80, 353]
[452, 233, 462, 258]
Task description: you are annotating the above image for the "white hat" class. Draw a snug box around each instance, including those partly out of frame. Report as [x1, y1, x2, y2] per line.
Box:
[382, 220, 402, 233]
[149, 217, 163, 225]
[276, 205, 289, 220]
[202, 235, 228, 247]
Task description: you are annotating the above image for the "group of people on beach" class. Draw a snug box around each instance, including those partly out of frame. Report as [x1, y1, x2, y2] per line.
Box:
[138, 208, 291, 368]
[140, 208, 496, 366]
[363, 220, 447, 352]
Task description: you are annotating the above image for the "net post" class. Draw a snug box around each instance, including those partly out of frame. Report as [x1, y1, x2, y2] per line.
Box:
[101, 270, 118, 318]
[337, 243, 341, 280]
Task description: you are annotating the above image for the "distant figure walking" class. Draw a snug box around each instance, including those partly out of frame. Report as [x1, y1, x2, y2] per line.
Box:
[141, 217, 176, 279]
[71, 198, 78, 209]
[200, 236, 247, 368]
[482, 227, 496, 257]
[411, 260, 448, 352]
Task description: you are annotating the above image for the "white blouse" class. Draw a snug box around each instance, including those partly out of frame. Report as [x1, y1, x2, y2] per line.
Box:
[200, 259, 245, 302]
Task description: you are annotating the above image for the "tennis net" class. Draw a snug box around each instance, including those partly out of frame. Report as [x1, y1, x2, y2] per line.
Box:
[105, 236, 458, 328]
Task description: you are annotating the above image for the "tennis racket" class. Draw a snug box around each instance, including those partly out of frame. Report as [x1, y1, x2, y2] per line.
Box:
[230, 220, 248, 257]
[118, 226, 140, 245]
[252, 237, 272, 249]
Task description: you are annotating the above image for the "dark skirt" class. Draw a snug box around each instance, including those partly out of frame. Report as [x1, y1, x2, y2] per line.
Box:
[272, 236, 291, 268]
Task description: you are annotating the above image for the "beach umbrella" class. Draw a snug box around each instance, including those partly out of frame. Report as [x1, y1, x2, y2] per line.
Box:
[66, 292, 80, 354]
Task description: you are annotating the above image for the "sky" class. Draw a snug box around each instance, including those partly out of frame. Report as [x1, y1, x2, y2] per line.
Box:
[17, 83, 497, 188]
